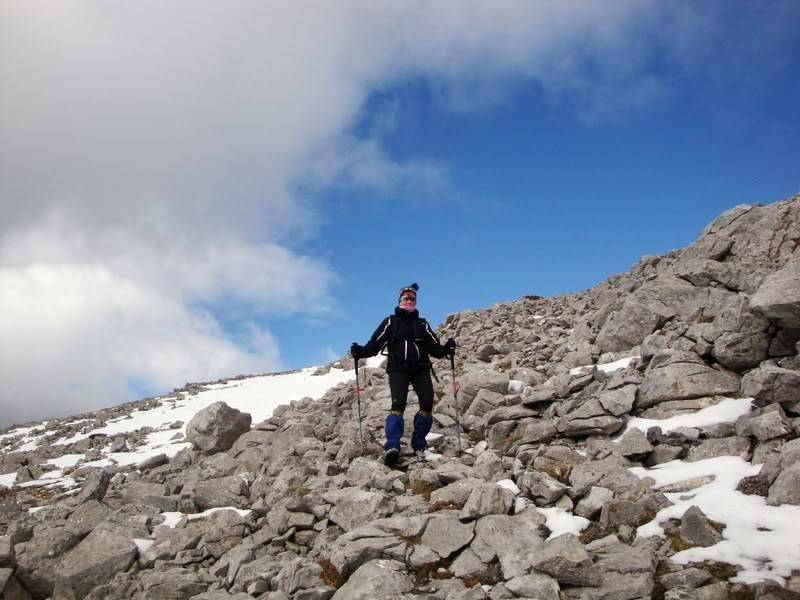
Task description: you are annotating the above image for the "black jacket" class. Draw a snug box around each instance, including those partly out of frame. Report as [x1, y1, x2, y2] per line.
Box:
[361, 307, 447, 372]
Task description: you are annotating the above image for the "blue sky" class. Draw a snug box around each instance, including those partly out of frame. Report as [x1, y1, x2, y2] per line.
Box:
[1, 1, 799, 425]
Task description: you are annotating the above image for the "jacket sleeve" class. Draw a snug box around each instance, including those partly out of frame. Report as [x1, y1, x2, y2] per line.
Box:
[362, 316, 392, 357]
[422, 319, 447, 359]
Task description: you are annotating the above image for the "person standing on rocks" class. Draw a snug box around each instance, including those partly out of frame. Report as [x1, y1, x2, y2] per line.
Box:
[351, 283, 456, 465]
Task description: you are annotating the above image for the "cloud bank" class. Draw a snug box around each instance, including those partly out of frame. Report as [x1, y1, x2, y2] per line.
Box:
[1, 1, 795, 425]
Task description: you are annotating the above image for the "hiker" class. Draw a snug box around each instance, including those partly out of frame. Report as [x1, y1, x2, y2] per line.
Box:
[351, 283, 456, 465]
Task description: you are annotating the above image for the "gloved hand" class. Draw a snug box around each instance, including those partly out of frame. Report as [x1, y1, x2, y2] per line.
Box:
[351, 343, 365, 359]
[444, 338, 456, 356]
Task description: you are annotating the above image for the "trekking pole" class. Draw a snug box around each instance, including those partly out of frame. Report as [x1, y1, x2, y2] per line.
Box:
[449, 352, 463, 453]
[354, 356, 365, 456]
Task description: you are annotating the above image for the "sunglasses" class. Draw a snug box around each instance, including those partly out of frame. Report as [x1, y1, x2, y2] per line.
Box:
[399, 295, 417, 303]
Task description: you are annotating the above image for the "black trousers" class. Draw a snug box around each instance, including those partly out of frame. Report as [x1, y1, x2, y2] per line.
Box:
[388, 369, 434, 415]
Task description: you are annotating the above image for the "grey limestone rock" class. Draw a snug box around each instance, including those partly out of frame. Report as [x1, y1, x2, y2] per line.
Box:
[274, 558, 333, 597]
[531, 533, 601, 587]
[736, 405, 793, 441]
[517, 470, 569, 507]
[459, 483, 515, 521]
[470, 510, 547, 580]
[326, 487, 394, 532]
[505, 572, 560, 599]
[596, 298, 666, 354]
[686, 437, 751, 462]
[472, 450, 506, 482]
[429, 477, 483, 508]
[139, 567, 216, 599]
[14, 524, 84, 598]
[598, 385, 637, 416]
[137, 452, 168, 470]
[637, 351, 740, 409]
[121, 481, 177, 512]
[751, 257, 800, 328]
[660, 567, 712, 590]
[617, 427, 654, 456]
[465, 388, 506, 417]
[679, 505, 723, 547]
[741, 364, 800, 408]
[574, 486, 613, 519]
[421, 511, 475, 557]
[330, 559, 413, 600]
[518, 418, 558, 444]
[77, 469, 111, 503]
[768, 465, 800, 506]
[450, 547, 494, 579]
[0, 568, 32, 600]
[53, 524, 138, 599]
[0, 535, 15, 569]
[186, 401, 252, 455]
[191, 475, 250, 510]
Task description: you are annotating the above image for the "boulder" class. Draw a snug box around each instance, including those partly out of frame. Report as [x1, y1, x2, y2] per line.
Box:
[741, 365, 800, 408]
[420, 511, 475, 558]
[616, 427, 651, 455]
[330, 559, 413, 600]
[76, 470, 111, 503]
[637, 351, 740, 409]
[768, 465, 800, 506]
[139, 567, 216, 599]
[686, 437, 751, 462]
[274, 558, 333, 598]
[450, 548, 494, 580]
[559, 398, 625, 437]
[531, 533, 601, 587]
[53, 524, 138, 599]
[325, 488, 394, 532]
[191, 475, 250, 510]
[186, 401, 252, 455]
[709, 295, 770, 371]
[14, 524, 83, 598]
[0, 535, 14, 568]
[598, 385, 637, 416]
[505, 572, 560, 600]
[751, 257, 800, 327]
[517, 470, 569, 507]
[679, 505, 723, 547]
[465, 389, 506, 418]
[471, 510, 547, 579]
[596, 299, 667, 354]
[121, 481, 177, 512]
[459, 483, 514, 521]
[735, 405, 792, 441]
[575, 486, 614, 519]
[0, 568, 32, 600]
[585, 538, 657, 599]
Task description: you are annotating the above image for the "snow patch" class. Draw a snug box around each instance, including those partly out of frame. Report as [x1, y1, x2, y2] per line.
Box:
[537, 506, 591, 540]
[631, 456, 800, 584]
[569, 356, 637, 375]
[496, 479, 520, 495]
[621, 398, 752, 437]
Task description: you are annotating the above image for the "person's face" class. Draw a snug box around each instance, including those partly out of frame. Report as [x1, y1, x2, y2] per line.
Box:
[399, 294, 417, 308]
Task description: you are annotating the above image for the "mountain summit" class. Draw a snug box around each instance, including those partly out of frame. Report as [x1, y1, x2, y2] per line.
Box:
[2, 194, 800, 598]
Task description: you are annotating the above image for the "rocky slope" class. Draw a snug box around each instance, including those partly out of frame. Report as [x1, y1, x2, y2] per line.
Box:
[2, 194, 800, 599]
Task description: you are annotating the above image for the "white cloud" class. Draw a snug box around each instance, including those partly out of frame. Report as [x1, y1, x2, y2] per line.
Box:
[0, 263, 279, 424]
[0, 1, 795, 425]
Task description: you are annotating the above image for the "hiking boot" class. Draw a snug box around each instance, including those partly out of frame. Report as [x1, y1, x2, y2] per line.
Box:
[383, 448, 400, 465]
[414, 450, 427, 461]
